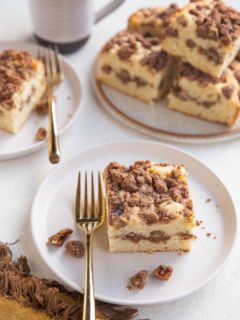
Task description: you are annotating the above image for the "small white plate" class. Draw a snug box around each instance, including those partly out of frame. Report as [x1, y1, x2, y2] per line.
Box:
[93, 58, 240, 144]
[0, 42, 81, 160]
[31, 141, 237, 306]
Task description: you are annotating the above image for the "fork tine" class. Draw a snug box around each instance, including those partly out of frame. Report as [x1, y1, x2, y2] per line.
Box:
[75, 172, 81, 221]
[54, 46, 63, 80]
[98, 171, 104, 222]
[91, 171, 95, 219]
[49, 46, 57, 76]
[83, 172, 88, 218]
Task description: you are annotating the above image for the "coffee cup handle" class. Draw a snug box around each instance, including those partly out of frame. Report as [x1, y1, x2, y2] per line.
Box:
[94, 0, 125, 23]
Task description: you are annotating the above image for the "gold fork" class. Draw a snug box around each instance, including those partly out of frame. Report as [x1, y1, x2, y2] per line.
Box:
[38, 47, 63, 164]
[75, 171, 105, 320]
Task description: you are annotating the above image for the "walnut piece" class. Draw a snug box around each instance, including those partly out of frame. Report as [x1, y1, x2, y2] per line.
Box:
[65, 240, 85, 258]
[47, 228, 73, 247]
[152, 265, 173, 280]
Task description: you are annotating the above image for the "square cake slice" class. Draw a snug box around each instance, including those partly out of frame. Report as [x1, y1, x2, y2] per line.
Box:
[97, 31, 175, 102]
[161, 0, 240, 77]
[104, 161, 196, 253]
[0, 50, 46, 133]
[127, 4, 179, 38]
[168, 62, 240, 126]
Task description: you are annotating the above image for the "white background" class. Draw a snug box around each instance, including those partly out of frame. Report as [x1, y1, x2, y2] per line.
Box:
[0, 0, 240, 319]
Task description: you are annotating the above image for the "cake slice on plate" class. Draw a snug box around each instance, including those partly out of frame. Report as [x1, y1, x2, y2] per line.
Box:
[0, 49, 46, 133]
[127, 4, 179, 38]
[104, 161, 196, 253]
[168, 61, 240, 126]
[97, 31, 175, 102]
[161, 0, 240, 77]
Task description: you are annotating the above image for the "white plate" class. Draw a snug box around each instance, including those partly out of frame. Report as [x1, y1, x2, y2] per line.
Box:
[0, 42, 81, 160]
[31, 141, 237, 306]
[93, 58, 240, 144]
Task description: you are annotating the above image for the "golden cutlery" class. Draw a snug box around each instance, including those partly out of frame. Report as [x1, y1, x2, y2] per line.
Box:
[38, 46, 63, 164]
[75, 171, 105, 320]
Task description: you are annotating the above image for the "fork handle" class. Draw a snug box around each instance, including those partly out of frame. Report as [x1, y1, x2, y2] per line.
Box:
[48, 93, 60, 164]
[82, 233, 96, 320]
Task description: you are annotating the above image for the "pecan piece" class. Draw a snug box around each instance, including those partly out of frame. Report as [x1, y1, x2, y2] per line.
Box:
[47, 228, 73, 246]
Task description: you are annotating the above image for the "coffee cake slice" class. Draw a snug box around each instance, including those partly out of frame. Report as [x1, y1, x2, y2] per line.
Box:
[128, 4, 179, 38]
[168, 61, 240, 126]
[161, 0, 240, 77]
[0, 50, 46, 133]
[97, 31, 175, 102]
[104, 161, 196, 253]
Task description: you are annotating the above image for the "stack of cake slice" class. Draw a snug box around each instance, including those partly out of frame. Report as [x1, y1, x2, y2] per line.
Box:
[97, 4, 179, 103]
[98, 0, 240, 126]
[161, 0, 240, 126]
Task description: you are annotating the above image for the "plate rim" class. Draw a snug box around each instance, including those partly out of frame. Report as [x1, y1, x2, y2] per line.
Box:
[0, 41, 82, 160]
[93, 55, 240, 144]
[31, 140, 238, 306]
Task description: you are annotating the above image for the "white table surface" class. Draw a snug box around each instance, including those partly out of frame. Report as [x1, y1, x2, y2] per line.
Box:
[0, 0, 240, 319]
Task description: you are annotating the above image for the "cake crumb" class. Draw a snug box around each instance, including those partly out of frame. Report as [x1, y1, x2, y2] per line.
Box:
[213, 236, 216, 239]
[128, 270, 148, 290]
[196, 220, 203, 226]
[35, 127, 47, 141]
[152, 265, 173, 280]
[205, 198, 211, 203]
[65, 240, 85, 258]
[206, 232, 211, 237]
[47, 228, 73, 246]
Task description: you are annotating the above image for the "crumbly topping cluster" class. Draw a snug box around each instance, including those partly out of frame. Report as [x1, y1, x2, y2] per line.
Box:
[105, 161, 193, 227]
[0, 50, 37, 105]
[128, 270, 148, 289]
[133, 4, 179, 29]
[65, 240, 85, 258]
[189, 1, 240, 46]
[152, 265, 173, 280]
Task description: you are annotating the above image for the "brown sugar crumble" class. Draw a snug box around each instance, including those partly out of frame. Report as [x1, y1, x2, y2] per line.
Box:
[206, 232, 211, 237]
[128, 270, 148, 290]
[205, 198, 211, 203]
[35, 127, 47, 141]
[152, 265, 173, 280]
[65, 240, 85, 258]
[196, 220, 203, 226]
[47, 228, 73, 246]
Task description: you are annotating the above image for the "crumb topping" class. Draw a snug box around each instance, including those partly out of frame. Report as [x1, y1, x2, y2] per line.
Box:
[105, 161, 194, 227]
[35, 127, 47, 141]
[128, 4, 179, 32]
[152, 265, 173, 280]
[65, 240, 85, 258]
[128, 270, 148, 289]
[0, 50, 38, 106]
[192, 1, 240, 46]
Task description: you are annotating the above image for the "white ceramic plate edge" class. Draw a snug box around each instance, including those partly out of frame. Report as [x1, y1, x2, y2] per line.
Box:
[31, 140, 238, 306]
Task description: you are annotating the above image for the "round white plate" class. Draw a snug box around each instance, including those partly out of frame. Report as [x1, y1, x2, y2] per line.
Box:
[31, 141, 237, 306]
[93, 58, 240, 144]
[0, 42, 81, 160]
